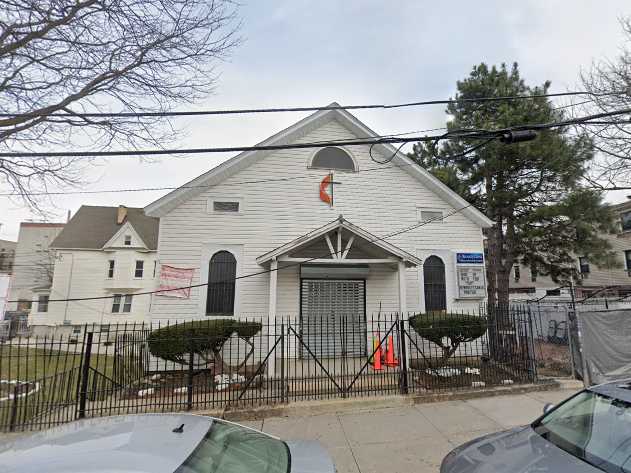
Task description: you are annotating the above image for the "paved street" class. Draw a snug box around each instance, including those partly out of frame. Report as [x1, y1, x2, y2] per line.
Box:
[240, 388, 580, 473]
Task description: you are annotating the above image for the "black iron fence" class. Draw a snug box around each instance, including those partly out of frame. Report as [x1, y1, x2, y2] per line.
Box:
[1, 307, 538, 432]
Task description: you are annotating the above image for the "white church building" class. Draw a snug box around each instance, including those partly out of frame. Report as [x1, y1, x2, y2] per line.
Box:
[145, 104, 492, 343]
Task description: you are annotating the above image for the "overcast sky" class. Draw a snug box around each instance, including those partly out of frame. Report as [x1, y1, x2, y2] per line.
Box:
[2, 1, 630, 241]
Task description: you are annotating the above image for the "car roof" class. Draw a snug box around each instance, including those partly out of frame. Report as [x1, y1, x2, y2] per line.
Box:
[589, 379, 631, 403]
[0, 414, 213, 473]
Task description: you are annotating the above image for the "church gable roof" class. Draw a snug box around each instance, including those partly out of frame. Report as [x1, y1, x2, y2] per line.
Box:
[144, 103, 492, 228]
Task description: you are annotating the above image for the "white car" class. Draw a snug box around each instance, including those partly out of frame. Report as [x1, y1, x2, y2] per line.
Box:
[0, 414, 335, 473]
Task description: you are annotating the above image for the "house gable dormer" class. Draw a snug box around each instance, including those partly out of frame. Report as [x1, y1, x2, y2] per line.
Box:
[102, 221, 149, 251]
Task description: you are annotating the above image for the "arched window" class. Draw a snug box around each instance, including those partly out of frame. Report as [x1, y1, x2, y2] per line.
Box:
[423, 255, 447, 313]
[206, 251, 236, 315]
[311, 147, 356, 171]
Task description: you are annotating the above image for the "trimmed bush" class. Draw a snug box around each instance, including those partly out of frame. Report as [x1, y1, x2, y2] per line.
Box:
[409, 313, 487, 366]
[147, 319, 261, 366]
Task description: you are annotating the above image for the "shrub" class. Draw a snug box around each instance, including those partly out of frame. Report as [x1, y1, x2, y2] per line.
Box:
[147, 319, 261, 366]
[409, 313, 487, 366]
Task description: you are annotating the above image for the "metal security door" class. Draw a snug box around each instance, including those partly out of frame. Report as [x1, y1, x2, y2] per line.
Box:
[300, 279, 366, 357]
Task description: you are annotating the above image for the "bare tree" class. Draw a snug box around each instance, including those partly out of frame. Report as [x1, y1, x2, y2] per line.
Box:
[0, 0, 241, 208]
[580, 17, 631, 189]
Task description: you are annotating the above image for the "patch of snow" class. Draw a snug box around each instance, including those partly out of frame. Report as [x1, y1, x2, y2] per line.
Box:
[427, 367, 461, 377]
[137, 388, 155, 397]
[464, 367, 481, 375]
[0, 380, 40, 402]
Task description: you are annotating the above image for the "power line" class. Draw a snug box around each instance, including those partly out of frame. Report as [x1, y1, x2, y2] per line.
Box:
[0, 160, 427, 197]
[0, 128, 448, 197]
[0, 91, 617, 119]
[3, 107, 629, 160]
[0, 132, 477, 159]
[7, 205, 472, 304]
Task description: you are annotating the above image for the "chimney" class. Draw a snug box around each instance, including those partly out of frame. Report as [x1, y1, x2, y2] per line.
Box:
[66, 210, 71, 222]
[117, 205, 128, 225]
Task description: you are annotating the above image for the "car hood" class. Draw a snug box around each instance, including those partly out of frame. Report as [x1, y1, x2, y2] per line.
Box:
[0, 414, 212, 473]
[286, 440, 336, 473]
[440, 426, 599, 473]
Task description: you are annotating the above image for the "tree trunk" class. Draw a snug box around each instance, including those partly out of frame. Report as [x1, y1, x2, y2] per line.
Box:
[485, 175, 499, 306]
[497, 216, 516, 308]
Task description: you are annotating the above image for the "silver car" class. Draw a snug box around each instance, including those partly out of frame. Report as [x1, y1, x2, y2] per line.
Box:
[0, 414, 335, 473]
[441, 380, 631, 473]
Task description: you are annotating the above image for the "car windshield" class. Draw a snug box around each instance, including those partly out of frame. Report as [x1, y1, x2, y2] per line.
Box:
[175, 420, 289, 473]
[533, 390, 631, 473]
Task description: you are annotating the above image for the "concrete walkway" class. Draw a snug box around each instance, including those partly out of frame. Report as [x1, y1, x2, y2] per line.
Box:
[239, 387, 580, 473]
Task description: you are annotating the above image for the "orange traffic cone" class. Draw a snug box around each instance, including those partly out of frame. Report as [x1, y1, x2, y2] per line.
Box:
[385, 336, 399, 367]
[372, 334, 383, 371]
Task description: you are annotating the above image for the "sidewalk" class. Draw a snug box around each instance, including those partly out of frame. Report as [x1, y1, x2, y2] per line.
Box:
[1, 384, 582, 472]
[239, 386, 581, 473]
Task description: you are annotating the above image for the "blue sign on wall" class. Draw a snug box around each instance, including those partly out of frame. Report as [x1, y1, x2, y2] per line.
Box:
[456, 252, 484, 264]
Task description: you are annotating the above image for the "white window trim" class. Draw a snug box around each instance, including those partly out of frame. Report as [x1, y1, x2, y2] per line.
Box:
[111, 294, 122, 313]
[207, 197, 244, 215]
[134, 260, 144, 279]
[416, 249, 455, 313]
[103, 221, 148, 249]
[122, 294, 133, 313]
[306, 146, 359, 173]
[111, 294, 133, 313]
[107, 259, 115, 279]
[199, 243, 243, 317]
[37, 294, 50, 313]
[416, 207, 444, 224]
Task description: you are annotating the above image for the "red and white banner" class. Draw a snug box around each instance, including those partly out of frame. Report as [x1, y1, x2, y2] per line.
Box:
[157, 265, 195, 298]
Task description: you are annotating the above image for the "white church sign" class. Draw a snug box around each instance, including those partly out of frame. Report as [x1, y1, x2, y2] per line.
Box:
[455, 252, 486, 299]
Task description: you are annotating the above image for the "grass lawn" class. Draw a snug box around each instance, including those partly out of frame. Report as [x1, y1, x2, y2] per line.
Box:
[0, 343, 124, 431]
[0, 344, 116, 382]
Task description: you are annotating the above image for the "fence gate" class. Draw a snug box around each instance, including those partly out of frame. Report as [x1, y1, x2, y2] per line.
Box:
[300, 279, 366, 357]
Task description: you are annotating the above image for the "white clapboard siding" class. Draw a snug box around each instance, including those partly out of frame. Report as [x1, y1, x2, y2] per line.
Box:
[30, 249, 158, 326]
[151, 118, 485, 321]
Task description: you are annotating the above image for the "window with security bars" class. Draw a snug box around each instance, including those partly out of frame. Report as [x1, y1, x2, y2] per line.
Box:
[213, 201, 240, 213]
[206, 251, 236, 315]
[423, 255, 446, 312]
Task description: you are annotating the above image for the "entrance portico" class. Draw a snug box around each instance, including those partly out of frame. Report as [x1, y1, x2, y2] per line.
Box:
[257, 216, 421, 359]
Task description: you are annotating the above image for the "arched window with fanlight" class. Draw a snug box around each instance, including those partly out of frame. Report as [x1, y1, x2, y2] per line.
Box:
[310, 147, 356, 172]
[206, 251, 236, 315]
[423, 255, 447, 313]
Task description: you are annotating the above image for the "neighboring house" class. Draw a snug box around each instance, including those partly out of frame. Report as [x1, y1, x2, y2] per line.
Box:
[6, 222, 65, 316]
[0, 239, 16, 273]
[509, 199, 631, 300]
[145, 103, 493, 348]
[0, 239, 15, 319]
[28, 205, 159, 334]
